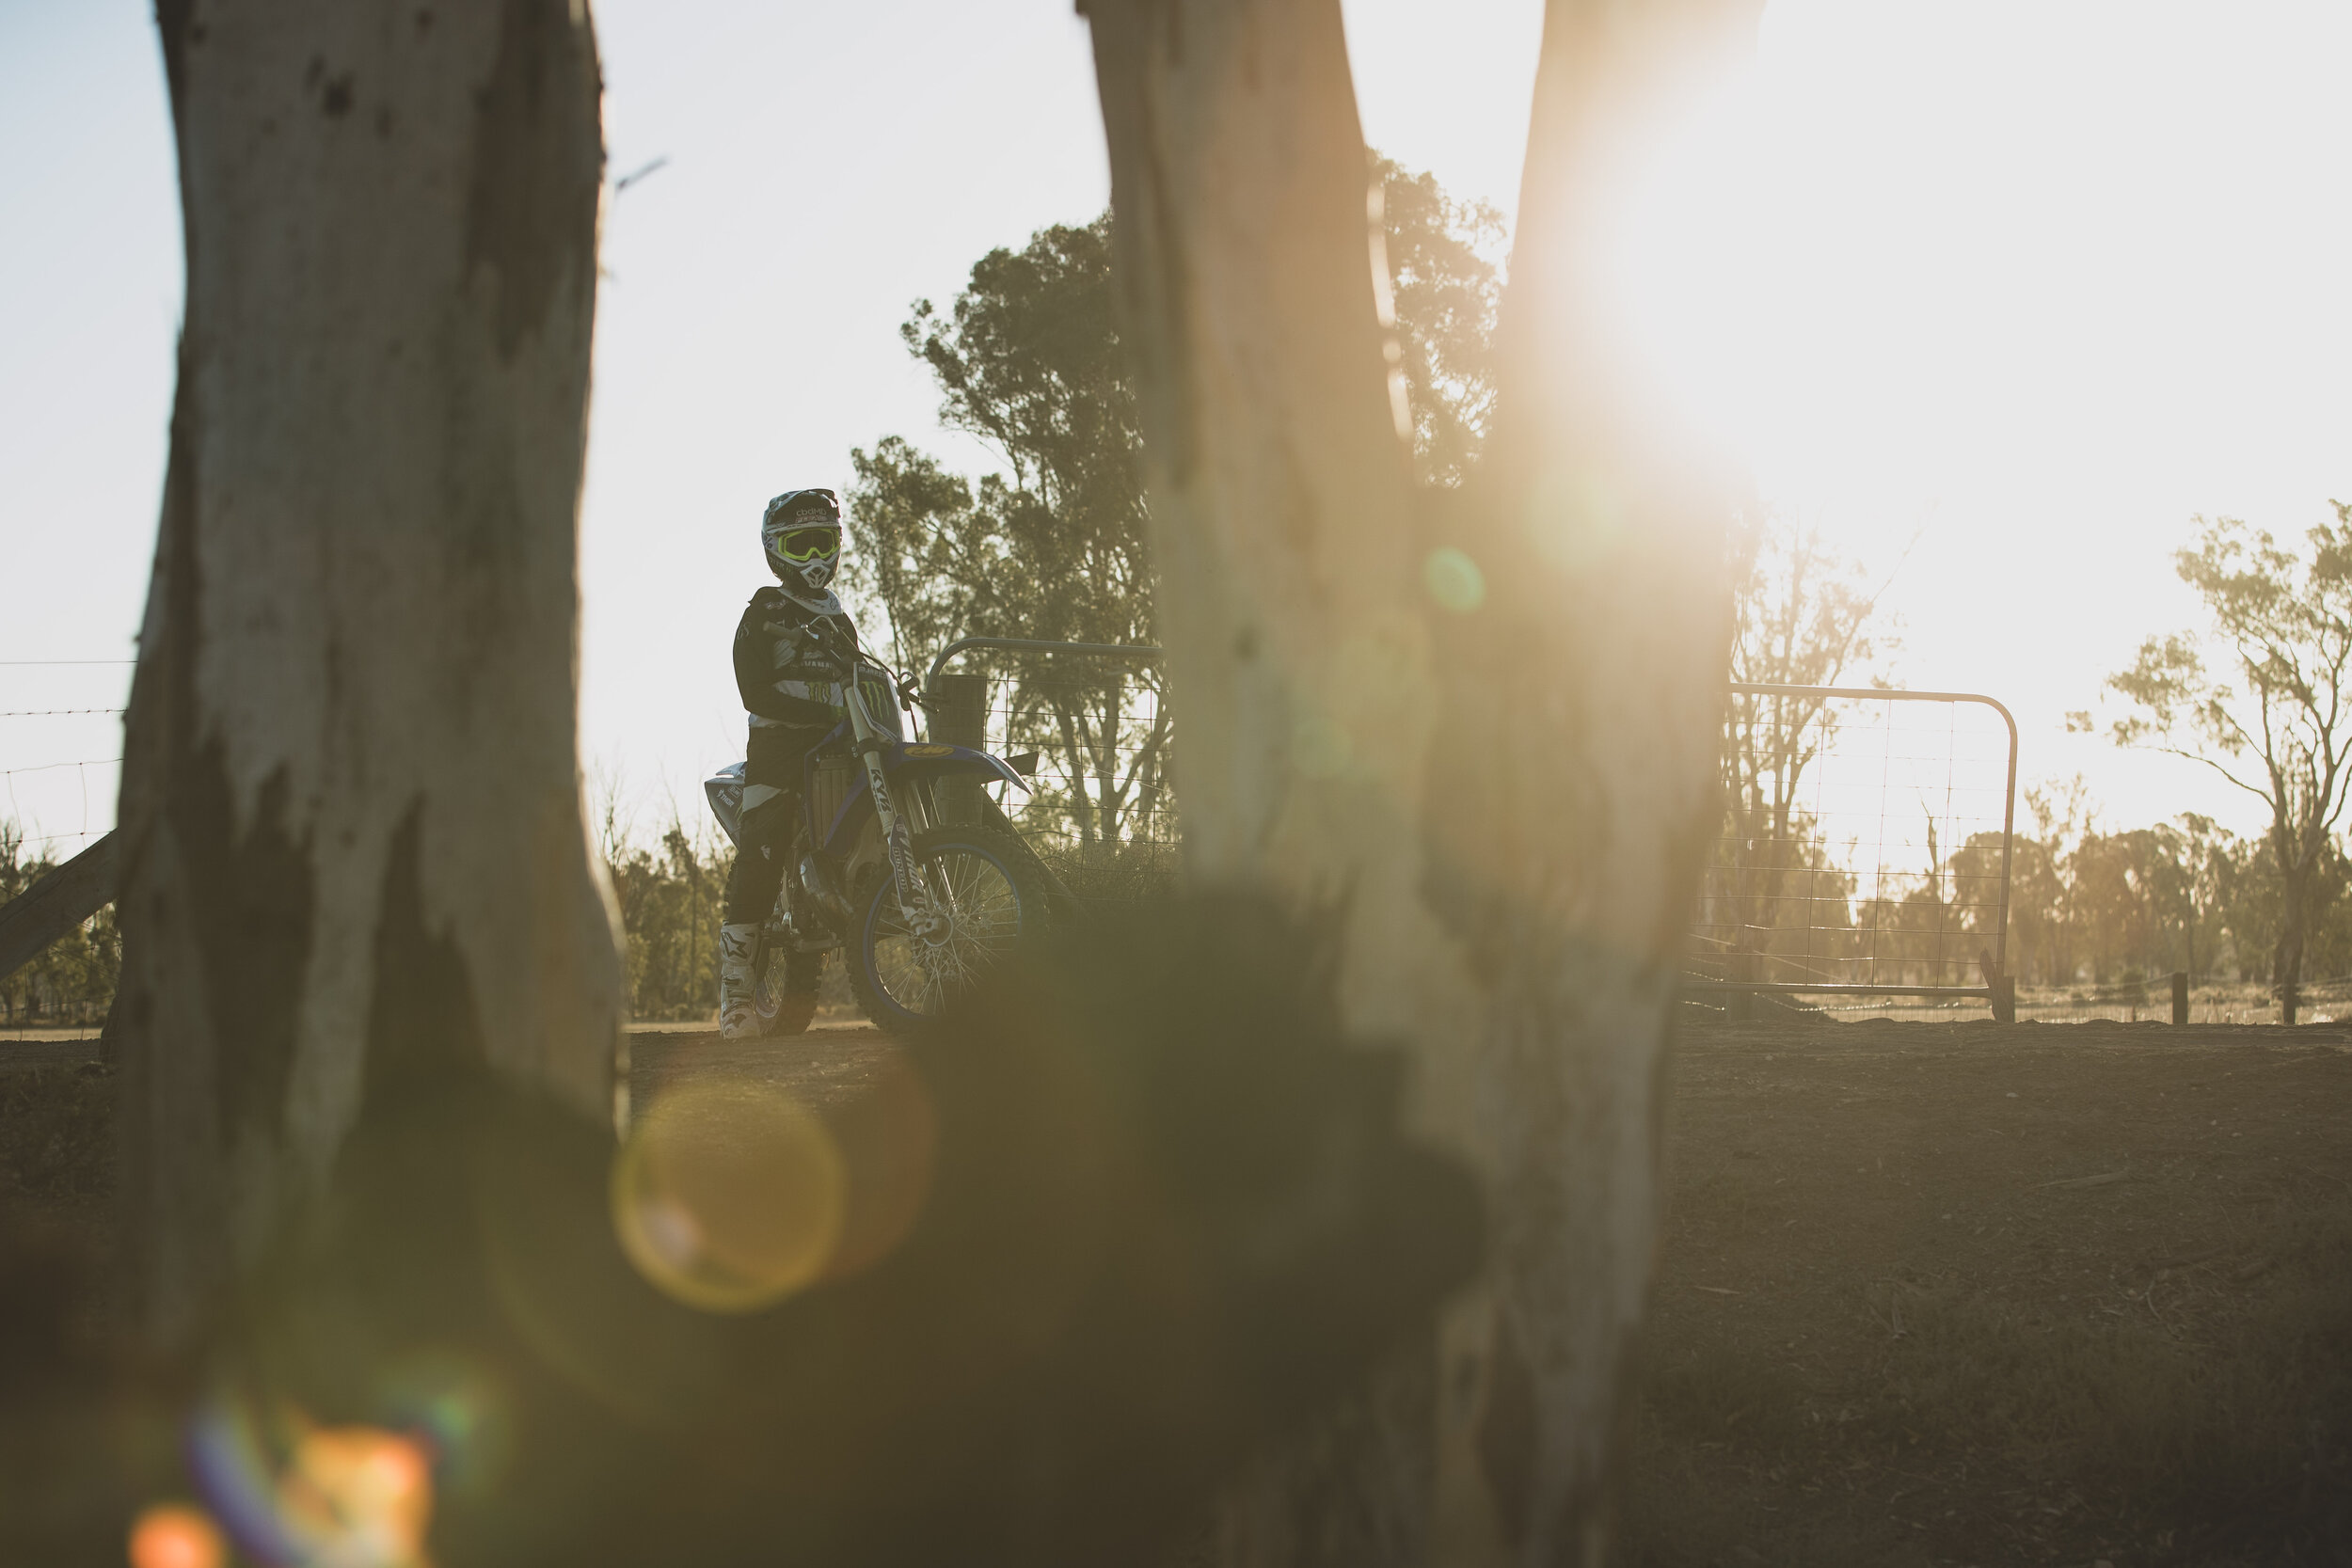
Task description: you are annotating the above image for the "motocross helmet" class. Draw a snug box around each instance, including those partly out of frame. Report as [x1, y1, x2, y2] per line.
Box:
[761, 488, 843, 598]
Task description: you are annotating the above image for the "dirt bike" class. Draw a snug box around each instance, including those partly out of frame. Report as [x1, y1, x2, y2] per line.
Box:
[705, 632, 1057, 1037]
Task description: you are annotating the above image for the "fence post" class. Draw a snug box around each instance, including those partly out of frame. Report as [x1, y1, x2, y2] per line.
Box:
[1991, 973, 2016, 1024]
[927, 671, 990, 825]
[2171, 971, 2189, 1026]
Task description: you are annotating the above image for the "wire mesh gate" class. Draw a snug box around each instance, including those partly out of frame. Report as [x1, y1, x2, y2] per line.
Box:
[914, 655, 2020, 1018]
[1686, 684, 2020, 1021]
[922, 638, 1178, 899]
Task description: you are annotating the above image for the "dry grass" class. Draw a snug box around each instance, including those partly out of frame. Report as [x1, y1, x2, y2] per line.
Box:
[0, 1064, 115, 1200]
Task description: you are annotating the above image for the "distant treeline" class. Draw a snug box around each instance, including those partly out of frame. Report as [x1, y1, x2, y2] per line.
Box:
[0, 814, 727, 1028]
[2005, 804, 2352, 990]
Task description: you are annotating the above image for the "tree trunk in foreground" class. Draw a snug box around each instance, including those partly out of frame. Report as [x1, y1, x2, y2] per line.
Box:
[1430, 5, 1756, 1560]
[1083, 0, 1754, 1561]
[119, 0, 621, 1353]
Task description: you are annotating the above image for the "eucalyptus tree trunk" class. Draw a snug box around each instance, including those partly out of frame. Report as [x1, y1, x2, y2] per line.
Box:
[119, 0, 620, 1354]
[1083, 0, 1754, 1563]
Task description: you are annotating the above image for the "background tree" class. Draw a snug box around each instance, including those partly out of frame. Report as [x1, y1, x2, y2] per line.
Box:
[1714, 517, 1901, 971]
[2108, 504, 2352, 1022]
[1375, 155, 1505, 486]
[850, 174, 1501, 856]
[849, 217, 1167, 855]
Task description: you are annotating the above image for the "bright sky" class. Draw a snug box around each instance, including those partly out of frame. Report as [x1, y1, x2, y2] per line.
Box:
[1, 0, 2345, 859]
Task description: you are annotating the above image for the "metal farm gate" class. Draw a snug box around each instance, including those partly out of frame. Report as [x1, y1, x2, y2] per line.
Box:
[1687, 684, 2020, 1021]
[922, 638, 1179, 899]
[910, 652, 2020, 1020]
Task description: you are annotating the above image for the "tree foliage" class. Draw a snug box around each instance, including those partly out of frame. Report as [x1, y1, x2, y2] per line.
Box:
[2107, 504, 2352, 1018]
[847, 216, 1166, 851]
[1712, 516, 1902, 951]
[1374, 155, 1505, 485]
[847, 168, 1501, 854]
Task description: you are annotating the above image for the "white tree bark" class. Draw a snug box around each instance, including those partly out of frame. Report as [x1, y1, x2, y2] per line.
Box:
[119, 0, 621, 1354]
[1083, 0, 1755, 1561]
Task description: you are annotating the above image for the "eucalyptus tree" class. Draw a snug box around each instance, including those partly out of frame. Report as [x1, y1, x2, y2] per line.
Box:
[849, 218, 1164, 850]
[1078, 1, 1758, 1564]
[1375, 155, 1505, 487]
[1717, 519, 1900, 957]
[115, 0, 620, 1351]
[2109, 502, 2352, 1022]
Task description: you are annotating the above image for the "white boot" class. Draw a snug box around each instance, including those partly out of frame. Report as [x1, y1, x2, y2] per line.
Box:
[718, 923, 762, 1040]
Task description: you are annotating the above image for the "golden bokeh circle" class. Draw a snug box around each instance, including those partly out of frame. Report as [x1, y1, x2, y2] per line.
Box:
[612, 1079, 848, 1313]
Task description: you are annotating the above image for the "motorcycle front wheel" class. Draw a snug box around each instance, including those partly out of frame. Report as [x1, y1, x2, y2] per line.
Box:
[848, 826, 1043, 1036]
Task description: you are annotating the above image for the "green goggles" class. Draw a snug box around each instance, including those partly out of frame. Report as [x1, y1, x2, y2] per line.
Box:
[771, 526, 840, 562]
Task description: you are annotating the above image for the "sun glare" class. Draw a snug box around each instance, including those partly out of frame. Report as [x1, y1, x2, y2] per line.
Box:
[1604, 0, 2352, 535]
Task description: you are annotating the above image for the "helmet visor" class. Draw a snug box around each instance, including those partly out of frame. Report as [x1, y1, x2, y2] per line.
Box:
[771, 526, 840, 562]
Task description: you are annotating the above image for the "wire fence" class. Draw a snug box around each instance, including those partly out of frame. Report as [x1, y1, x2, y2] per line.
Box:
[1, 656, 132, 861]
[922, 639, 1179, 901]
[1790, 977, 2351, 1025]
[1, 759, 121, 861]
[1685, 685, 2019, 1016]
[7, 654, 2339, 1031]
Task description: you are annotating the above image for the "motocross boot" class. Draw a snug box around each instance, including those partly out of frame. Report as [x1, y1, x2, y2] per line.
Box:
[718, 922, 762, 1040]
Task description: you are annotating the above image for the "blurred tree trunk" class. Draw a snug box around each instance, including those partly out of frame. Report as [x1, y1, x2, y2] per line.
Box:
[118, 0, 621, 1354]
[1082, 0, 1755, 1562]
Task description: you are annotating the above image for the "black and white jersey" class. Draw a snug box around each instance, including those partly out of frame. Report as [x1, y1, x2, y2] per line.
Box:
[732, 585, 858, 730]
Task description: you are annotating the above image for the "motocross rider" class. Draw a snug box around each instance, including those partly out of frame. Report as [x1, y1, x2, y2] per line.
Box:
[719, 487, 860, 1039]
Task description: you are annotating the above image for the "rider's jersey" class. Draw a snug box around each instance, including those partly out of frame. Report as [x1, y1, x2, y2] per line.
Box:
[733, 586, 858, 730]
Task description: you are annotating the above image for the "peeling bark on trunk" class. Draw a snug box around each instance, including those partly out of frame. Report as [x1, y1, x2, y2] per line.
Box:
[119, 0, 621, 1354]
[1082, 0, 1755, 1562]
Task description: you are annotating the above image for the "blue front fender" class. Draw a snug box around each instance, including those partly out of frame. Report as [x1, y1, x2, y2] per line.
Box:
[815, 742, 1030, 857]
[886, 742, 1030, 791]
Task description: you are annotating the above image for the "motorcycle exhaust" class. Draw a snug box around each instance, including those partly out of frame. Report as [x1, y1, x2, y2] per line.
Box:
[799, 852, 853, 924]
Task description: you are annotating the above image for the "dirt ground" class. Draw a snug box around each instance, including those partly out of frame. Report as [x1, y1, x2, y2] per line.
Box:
[6, 1017, 2347, 1565]
[1630, 1020, 2352, 1568]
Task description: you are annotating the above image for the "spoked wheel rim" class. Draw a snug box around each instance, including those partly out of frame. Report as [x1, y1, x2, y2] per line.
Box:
[752, 933, 791, 1022]
[867, 846, 1025, 1019]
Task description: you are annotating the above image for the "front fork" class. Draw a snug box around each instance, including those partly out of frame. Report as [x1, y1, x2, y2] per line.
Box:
[858, 740, 942, 938]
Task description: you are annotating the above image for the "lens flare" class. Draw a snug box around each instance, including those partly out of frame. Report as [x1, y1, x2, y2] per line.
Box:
[819, 1044, 940, 1281]
[128, 1504, 225, 1568]
[187, 1392, 434, 1568]
[612, 1077, 847, 1312]
[373, 1351, 515, 1501]
[1422, 547, 1486, 613]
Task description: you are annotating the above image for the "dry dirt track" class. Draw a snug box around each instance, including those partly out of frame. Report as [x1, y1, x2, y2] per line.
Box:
[1629, 1020, 2352, 1568]
[6, 1016, 2347, 1565]
[631, 1013, 2352, 1566]
[629, 1015, 896, 1115]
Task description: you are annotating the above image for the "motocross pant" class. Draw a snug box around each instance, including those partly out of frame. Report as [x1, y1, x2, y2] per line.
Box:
[723, 722, 829, 924]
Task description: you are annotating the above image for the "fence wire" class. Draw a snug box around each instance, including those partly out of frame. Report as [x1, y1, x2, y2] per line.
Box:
[1689, 686, 2018, 1005]
[924, 641, 1180, 900]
